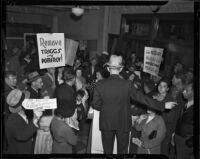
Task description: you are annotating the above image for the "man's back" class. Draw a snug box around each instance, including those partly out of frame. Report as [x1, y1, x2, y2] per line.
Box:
[93, 74, 132, 132]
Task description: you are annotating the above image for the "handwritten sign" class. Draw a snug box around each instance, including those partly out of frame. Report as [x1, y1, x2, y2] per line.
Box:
[65, 38, 79, 66]
[143, 46, 163, 76]
[37, 33, 65, 69]
[22, 98, 57, 110]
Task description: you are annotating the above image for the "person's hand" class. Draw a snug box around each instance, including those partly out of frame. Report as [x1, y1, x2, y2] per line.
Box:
[165, 102, 177, 109]
[132, 138, 142, 147]
[33, 109, 44, 119]
[87, 107, 94, 119]
[33, 109, 44, 127]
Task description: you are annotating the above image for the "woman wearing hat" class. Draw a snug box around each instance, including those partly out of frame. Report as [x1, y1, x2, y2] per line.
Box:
[5, 89, 43, 154]
[133, 107, 166, 154]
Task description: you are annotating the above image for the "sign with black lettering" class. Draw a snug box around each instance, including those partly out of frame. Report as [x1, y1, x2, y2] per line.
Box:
[36, 33, 65, 69]
[143, 47, 163, 76]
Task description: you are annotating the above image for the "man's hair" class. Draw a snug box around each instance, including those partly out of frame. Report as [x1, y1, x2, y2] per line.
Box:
[63, 67, 75, 81]
[5, 71, 17, 78]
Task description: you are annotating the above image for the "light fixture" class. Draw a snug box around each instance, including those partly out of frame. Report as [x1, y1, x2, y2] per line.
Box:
[72, 6, 84, 16]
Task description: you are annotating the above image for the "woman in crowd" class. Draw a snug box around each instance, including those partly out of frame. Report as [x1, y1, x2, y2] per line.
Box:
[133, 108, 166, 154]
[151, 78, 176, 157]
[75, 67, 87, 89]
[5, 89, 43, 154]
[50, 102, 78, 154]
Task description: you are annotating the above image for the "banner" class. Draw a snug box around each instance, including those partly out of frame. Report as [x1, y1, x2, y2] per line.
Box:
[22, 98, 57, 110]
[91, 110, 117, 154]
[37, 33, 65, 69]
[143, 46, 163, 76]
[65, 38, 79, 66]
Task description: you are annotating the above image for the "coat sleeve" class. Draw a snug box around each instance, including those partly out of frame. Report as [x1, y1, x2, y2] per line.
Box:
[143, 116, 166, 149]
[92, 85, 103, 111]
[14, 122, 37, 141]
[129, 83, 165, 112]
[63, 126, 77, 146]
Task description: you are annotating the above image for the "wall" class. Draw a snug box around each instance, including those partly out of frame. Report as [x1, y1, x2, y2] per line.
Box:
[6, 6, 101, 55]
[57, 10, 99, 40]
[108, 2, 194, 35]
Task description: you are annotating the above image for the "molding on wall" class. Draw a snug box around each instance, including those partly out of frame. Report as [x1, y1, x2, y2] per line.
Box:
[110, 2, 193, 14]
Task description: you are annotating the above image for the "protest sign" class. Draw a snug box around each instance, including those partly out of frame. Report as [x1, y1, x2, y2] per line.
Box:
[22, 98, 57, 110]
[37, 33, 65, 69]
[65, 38, 79, 66]
[91, 110, 117, 154]
[143, 46, 163, 76]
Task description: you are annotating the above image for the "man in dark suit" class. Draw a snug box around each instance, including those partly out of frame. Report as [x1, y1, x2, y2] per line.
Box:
[27, 71, 43, 99]
[92, 55, 177, 154]
[174, 82, 193, 159]
[85, 57, 98, 84]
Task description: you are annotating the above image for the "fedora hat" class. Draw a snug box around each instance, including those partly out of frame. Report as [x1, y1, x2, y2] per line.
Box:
[27, 71, 41, 83]
[106, 55, 124, 68]
[7, 89, 30, 113]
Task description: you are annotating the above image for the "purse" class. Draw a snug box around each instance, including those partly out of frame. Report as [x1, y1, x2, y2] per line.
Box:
[148, 130, 157, 140]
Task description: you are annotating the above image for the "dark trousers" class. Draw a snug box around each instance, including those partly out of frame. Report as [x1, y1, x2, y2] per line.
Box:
[101, 130, 129, 154]
[175, 134, 193, 159]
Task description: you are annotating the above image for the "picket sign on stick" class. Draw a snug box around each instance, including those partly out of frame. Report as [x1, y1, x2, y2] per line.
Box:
[143, 46, 164, 76]
[22, 98, 57, 110]
[36, 33, 65, 69]
[65, 38, 79, 66]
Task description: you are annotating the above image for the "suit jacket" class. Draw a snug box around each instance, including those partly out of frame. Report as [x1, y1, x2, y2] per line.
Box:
[92, 74, 165, 132]
[135, 115, 166, 154]
[27, 86, 42, 99]
[175, 105, 193, 138]
[5, 113, 37, 154]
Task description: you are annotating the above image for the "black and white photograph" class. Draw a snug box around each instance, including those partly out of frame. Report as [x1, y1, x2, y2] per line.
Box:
[1, 0, 198, 159]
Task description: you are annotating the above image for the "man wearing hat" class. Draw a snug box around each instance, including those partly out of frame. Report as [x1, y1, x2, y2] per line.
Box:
[27, 71, 43, 99]
[92, 55, 177, 154]
[5, 89, 43, 154]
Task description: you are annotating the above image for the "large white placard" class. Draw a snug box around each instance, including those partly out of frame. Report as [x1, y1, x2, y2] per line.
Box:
[37, 33, 65, 69]
[22, 98, 57, 110]
[143, 46, 163, 76]
[65, 38, 79, 66]
[91, 110, 117, 154]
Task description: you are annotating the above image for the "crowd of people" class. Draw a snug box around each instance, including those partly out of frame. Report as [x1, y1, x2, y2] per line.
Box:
[3, 41, 194, 159]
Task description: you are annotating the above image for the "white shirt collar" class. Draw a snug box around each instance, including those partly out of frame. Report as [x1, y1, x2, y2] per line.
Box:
[146, 115, 155, 124]
[18, 112, 29, 124]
